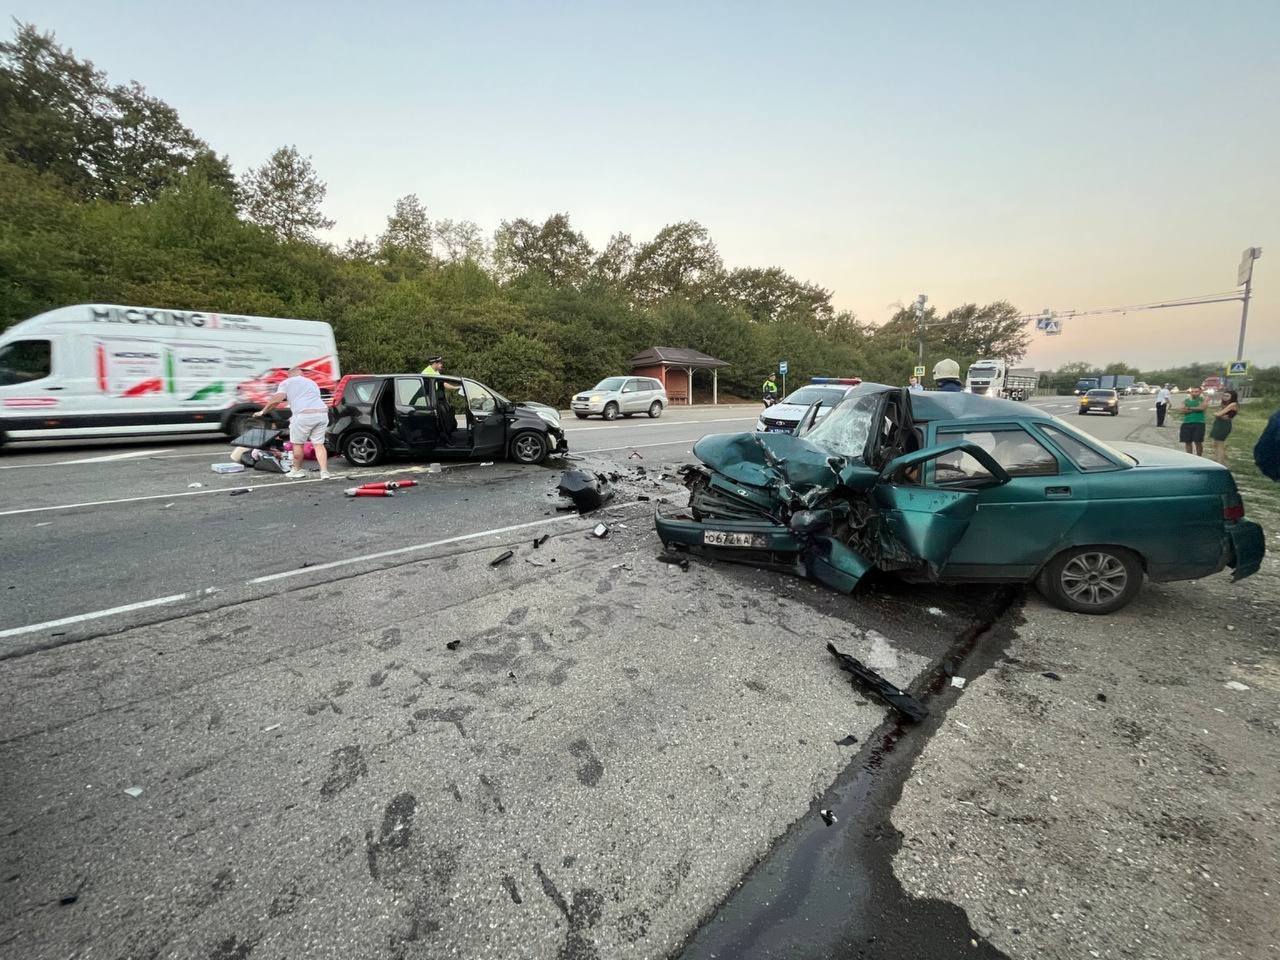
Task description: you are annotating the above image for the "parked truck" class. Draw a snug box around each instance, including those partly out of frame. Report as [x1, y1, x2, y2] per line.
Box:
[1002, 367, 1039, 401]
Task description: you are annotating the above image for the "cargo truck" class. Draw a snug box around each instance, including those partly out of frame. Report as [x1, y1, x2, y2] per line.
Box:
[1002, 368, 1039, 401]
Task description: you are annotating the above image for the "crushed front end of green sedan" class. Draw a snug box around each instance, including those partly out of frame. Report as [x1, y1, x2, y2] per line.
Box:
[655, 384, 1265, 614]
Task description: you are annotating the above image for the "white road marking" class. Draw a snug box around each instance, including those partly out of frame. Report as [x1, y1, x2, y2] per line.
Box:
[567, 415, 756, 433]
[0, 588, 218, 640]
[0, 449, 181, 470]
[247, 515, 575, 584]
[0, 477, 325, 517]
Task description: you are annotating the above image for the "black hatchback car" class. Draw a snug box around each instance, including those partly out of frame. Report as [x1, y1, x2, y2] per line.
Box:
[328, 374, 568, 466]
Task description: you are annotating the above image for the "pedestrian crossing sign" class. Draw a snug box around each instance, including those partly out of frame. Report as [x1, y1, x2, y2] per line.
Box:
[913, 365, 926, 377]
[1228, 360, 1248, 375]
[1044, 319, 1062, 335]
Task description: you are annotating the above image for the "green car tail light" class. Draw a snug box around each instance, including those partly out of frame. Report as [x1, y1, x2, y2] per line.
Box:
[1223, 495, 1245, 522]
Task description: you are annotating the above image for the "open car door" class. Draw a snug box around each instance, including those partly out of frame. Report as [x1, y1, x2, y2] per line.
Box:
[872, 440, 1011, 571]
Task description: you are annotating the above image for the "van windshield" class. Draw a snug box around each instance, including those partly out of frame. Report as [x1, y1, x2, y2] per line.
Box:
[0, 339, 52, 385]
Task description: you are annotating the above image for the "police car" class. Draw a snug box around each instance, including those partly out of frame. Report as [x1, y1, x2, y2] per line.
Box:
[755, 378, 863, 433]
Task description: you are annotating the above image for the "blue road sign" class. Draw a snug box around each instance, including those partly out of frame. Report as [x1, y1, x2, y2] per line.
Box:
[1228, 360, 1248, 375]
[779, 360, 789, 376]
[1044, 320, 1062, 335]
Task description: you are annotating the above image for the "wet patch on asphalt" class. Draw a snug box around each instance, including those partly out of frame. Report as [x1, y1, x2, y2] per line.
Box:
[677, 587, 1024, 960]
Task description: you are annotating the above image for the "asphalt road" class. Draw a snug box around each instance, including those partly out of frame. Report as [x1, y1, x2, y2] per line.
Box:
[0, 395, 1184, 960]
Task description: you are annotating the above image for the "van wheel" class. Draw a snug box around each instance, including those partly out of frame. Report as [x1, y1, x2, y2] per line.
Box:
[342, 431, 385, 467]
[224, 406, 261, 439]
[602, 402, 619, 421]
[509, 431, 549, 465]
[1037, 545, 1143, 615]
[648, 401, 663, 418]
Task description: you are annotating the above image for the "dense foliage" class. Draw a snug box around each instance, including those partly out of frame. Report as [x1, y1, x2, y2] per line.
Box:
[2, 23, 1272, 404]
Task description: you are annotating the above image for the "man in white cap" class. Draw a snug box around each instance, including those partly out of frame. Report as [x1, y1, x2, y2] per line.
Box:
[932, 358, 964, 393]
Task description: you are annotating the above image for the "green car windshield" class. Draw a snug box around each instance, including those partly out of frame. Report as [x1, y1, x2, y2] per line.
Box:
[795, 393, 882, 462]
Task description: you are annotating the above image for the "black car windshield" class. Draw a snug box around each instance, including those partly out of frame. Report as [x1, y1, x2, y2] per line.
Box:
[1086, 390, 1115, 398]
[795, 392, 881, 460]
[781, 385, 849, 407]
[593, 378, 627, 391]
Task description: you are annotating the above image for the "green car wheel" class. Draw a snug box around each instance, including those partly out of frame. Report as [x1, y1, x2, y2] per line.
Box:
[1038, 545, 1143, 615]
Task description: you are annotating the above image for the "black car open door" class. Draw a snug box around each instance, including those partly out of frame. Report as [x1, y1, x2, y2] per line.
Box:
[389, 376, 442, 451]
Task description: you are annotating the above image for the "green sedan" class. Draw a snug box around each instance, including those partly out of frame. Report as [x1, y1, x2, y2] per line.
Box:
[654, 383, 1264, 614]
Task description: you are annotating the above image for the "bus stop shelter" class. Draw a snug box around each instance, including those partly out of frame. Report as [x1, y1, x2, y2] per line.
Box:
[629, 347, 729, 405]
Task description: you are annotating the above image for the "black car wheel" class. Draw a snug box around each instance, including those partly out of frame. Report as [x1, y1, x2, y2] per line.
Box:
[602, 402, 619, 421]
[342, 431, 385, 467]
[509, 431, 549, 464]
[1037, 545, 1143, 615]
[648, 401, 663, 418]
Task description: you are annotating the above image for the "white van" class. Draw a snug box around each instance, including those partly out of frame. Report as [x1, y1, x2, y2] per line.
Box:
[0, 304, 339, 446]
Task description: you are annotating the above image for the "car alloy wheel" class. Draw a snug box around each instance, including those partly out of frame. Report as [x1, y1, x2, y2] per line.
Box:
[603, 402, 619, 421]
[510, 431, 548, 464]
[342, 431, 385, 467]
[1039, 546, 1142, 615]
[648, 401, 663, 418]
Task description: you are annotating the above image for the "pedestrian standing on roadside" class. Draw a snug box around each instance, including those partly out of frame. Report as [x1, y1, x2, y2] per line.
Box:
[1175, 385, 1209, 457]
[255, 366, 335, 479]
[1154, 383, 1171, 426]
[1209, 389, 1240, 466]
[908, 375, 924, 394]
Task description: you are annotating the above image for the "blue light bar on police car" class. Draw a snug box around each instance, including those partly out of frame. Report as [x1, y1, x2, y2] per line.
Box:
[809, 377, 863, 385]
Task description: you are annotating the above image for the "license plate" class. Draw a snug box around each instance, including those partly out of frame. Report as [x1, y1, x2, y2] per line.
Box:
[703, 530, 767, 548]
[767, 425, 793, 433]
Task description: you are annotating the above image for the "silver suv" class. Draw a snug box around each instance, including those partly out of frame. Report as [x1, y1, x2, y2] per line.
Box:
[572, 376, 667, 420]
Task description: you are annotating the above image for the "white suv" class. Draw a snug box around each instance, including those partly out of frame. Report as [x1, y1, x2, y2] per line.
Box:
[572, 376, 667, 420]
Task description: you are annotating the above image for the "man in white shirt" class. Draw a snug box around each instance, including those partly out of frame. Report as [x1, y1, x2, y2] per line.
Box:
[1154, 384, 1171, 427]
[255, 366, 336, 479]
[908, 376, 924, 393]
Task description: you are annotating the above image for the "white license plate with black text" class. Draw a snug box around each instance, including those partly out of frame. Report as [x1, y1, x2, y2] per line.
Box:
[703, 531, 767, 548]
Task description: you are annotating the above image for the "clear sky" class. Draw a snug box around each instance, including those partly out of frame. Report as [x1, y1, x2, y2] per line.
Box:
[5, 0, 1277, 370]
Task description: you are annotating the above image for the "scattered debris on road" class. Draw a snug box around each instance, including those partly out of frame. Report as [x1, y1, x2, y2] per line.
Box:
[557, 470, 614, 514]
[820, 809, 837, 825]
[345, 487, 394, 498]
[122, 787, 143, 798]
[827, 642, 929, 723]
[446, 639, 461, 651]
[211, 462, 244, 474]
[951, 676, 967, 689]
[533, 535, 549, 548]
[591, 523, 609, 539]
[1224, 680, 1251, 691]
[657, 554, 690, 571]
[526, 558, 546, 567]
[490, 550, 515, 567]
[835, 734, 859, 746]
[229, 489, 250, 497]
[1042, 671, 1062, 681]
[187, 482, 203, 489]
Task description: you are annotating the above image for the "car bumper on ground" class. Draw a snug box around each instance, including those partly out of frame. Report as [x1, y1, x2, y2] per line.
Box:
[1226, 519, 1266, 581]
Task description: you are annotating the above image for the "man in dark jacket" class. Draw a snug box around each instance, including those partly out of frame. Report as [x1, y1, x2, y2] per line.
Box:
[1255, 408, 1280, 481]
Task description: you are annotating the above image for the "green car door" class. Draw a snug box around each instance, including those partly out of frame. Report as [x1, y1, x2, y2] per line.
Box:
[926, 422, 1091, 580]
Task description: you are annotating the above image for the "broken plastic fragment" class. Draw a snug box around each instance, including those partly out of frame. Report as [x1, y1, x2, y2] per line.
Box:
[835, 734, 858, 746]
[1224, 680, 1250, 691]
[827, 642, 928, 723]
[820, 809, 837, 825]
[446, 640, 461, 651]
[950, 676, 967, 689]
[592, 523, 609, 538]
[229, 489, 250, 497]
[1096, 693, 1108, 703]
[490, 550, 514, 566]
[557, 470, 614, 514]
[534, 535, 549, 548]
[123, 787, 143, 798]
[525, 558, 546, 567]
[628, 450, 643, 459]
[657, 554, 690, 571]
[1041, 671, 1062, 681]
[187, 482, 203, 489]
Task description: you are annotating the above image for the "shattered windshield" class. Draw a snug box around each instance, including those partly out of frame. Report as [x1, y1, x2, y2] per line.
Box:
[795, 393, 881, 460]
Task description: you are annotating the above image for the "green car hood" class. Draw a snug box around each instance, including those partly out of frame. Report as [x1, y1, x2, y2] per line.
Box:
[692, 432, 863, 505]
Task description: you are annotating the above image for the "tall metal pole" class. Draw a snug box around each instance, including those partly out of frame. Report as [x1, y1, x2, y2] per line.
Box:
[914, 294, 927, 367]
[1236, 271, 1252, 362]
[1236, 246, 1261, 362]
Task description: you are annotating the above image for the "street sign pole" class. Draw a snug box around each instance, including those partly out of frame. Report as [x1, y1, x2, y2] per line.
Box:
[913, 294, 928, 367]
[1236, 247, 1262, 362]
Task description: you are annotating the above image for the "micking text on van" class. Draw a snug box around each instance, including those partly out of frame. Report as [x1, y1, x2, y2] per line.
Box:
[92, 307, 215, 327]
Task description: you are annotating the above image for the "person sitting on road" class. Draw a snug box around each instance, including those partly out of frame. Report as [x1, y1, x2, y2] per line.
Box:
[255, 365, 336, 479]
[932, 358, 964, 393]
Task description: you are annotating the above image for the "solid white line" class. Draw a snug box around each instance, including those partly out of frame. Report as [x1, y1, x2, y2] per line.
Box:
[64, 449, 175, 464]
[567, 415, 756, 434]
[246, 514, 577, 584]
[0, 588, 218, 640]
[574, 439, 701, 455]
[0, 478, 324, 517]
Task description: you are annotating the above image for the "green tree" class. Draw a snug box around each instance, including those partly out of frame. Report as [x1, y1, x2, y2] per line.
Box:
[378, 194, 433, 264]
[630, 221, 723, 303]
[239, 145, 335, 241]
[0, 23, 233, 202]
[492, 213, 594, 286]
[721, 266, 834, 329]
